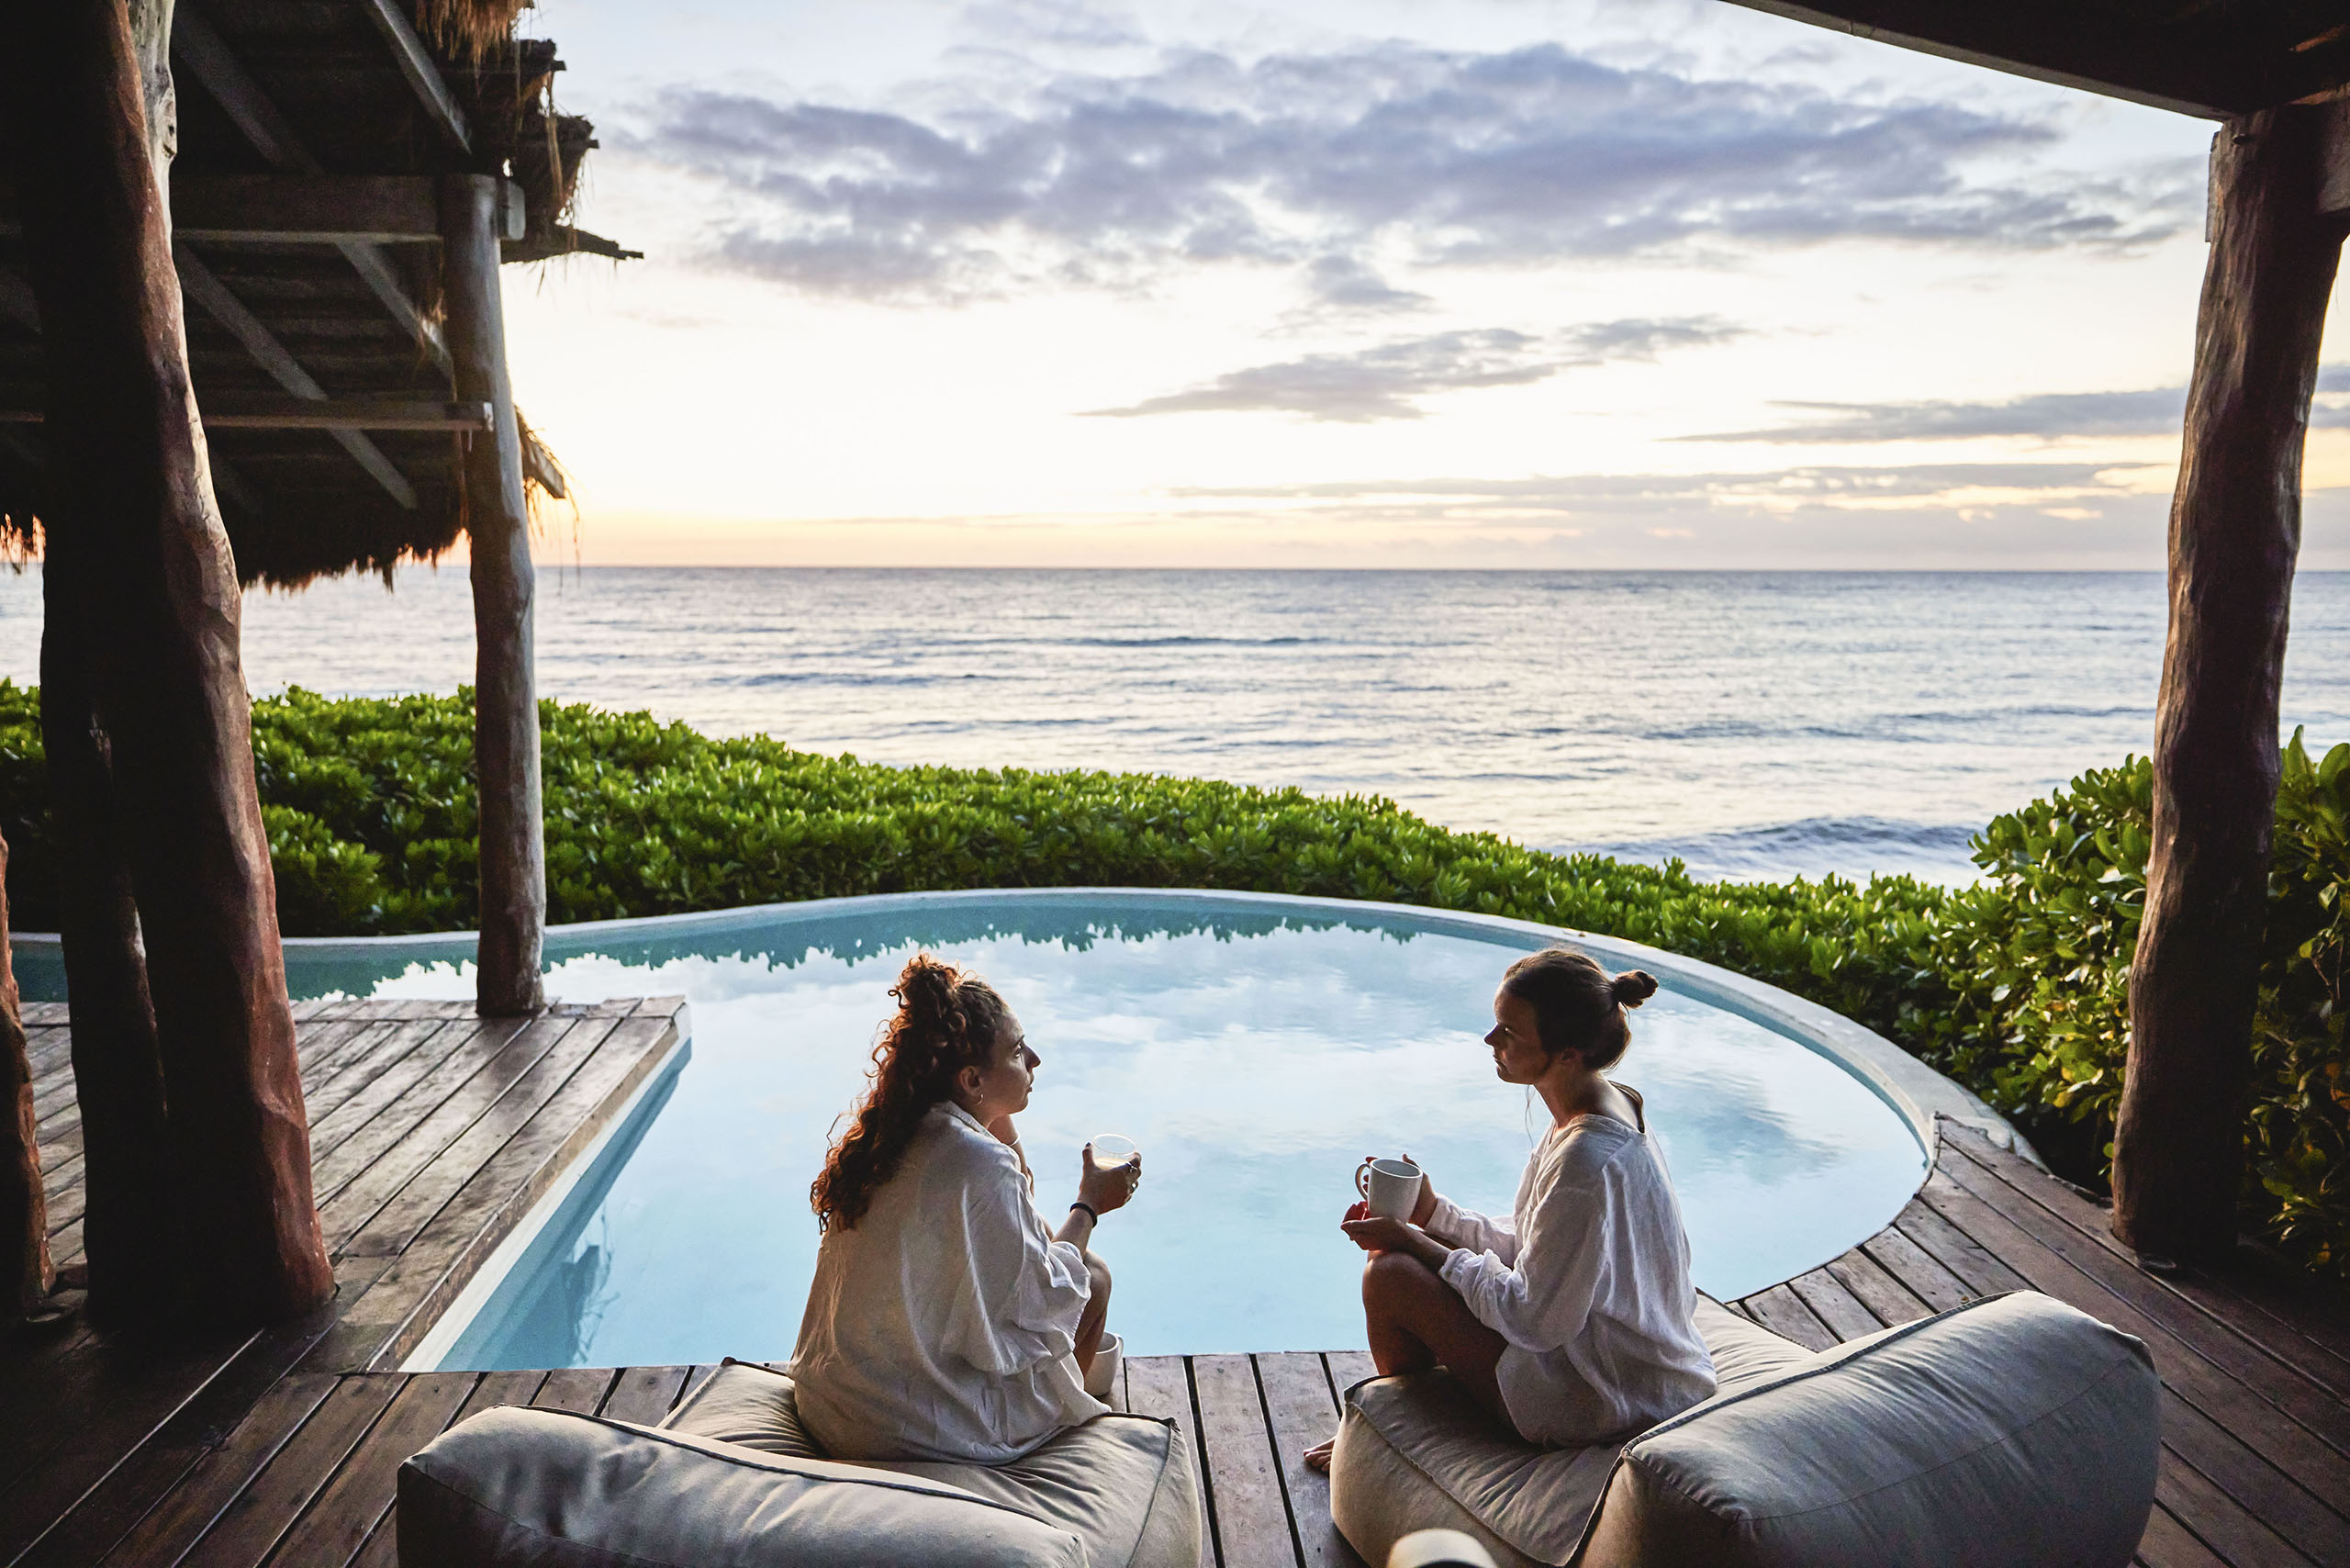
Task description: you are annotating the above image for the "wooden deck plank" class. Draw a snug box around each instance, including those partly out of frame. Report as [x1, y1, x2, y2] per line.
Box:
[1786, 1267, 1883, 1342]
[1258, 1351, 1360, 1568]
[338, 1014, 628, 1257]
[86, 1375, 340, 1568]
[9, 1303, 350, 1568]
[599, 1366, 691, 1425]
[677, 1364, 722, 1412]
[263, 1372, 474, 1568]
[1126, 1357, 1212, 1565]
[1912, 1171, 2350, 1505]
[2138, 1501, 2235, 1568]
[2157, 1388, 2350, 1564]
[532, 1369, 618, 1416]
[296, 1021, 476, 1158]
[311, 1015, 567, 1239]
[2155, 1443, 2315, 1568]
[1324, 1350, 1375, 1394]
[1891, 1195, 2032, 1297]
[339, 1014, 682, 1367]
[1942, 1126, 2350, 1406]
[1193, 1354, 1296, 1568]
[1821, 1248, 1933, 1328]
[1740, 1283, 1838, 1352]
[1934, 1154, 2350, 1457]
[0, 1322, 257, 1540]
[174, 1374, 405, 1568]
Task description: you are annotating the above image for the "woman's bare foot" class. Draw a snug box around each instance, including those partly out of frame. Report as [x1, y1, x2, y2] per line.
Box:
[1304, 1434, 1337, 1473]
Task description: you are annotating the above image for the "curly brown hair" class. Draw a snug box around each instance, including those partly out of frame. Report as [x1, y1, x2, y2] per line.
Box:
[810, 953, 1013, 1232]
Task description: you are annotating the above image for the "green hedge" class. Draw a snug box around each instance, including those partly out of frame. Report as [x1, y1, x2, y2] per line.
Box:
[0, 681, 2343, 1275]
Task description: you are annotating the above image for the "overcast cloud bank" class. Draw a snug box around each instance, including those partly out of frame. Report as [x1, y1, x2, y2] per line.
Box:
[615, 39, 2192, 306]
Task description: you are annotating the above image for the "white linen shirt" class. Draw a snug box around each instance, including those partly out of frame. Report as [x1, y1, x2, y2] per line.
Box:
[789, 1101, 1107, 1462]
[1428, 1090, 1717, 1447]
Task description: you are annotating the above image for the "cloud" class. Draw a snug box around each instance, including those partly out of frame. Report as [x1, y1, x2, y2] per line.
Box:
[1685, 387, 2188, 442]
[1169, 461, 2157, 518]
[1085, 316, 1741, 421]
[615, 40, 2187, 304]
[1684, 364, 2350, 442]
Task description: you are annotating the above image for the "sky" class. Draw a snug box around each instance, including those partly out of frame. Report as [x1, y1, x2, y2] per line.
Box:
[496, 0, 2350, 569]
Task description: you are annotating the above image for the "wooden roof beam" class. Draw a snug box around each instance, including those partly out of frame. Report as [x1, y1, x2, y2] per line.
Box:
[0, 268, 34, 331]
[174, 246, 419, 509]
[354, 0, 471, 154]
[1, 398, 489, 429]
[174, 8, 453, 375]
[1716, 0, 2345, 118]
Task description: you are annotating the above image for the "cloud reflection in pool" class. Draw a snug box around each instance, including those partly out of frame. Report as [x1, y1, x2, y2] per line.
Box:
[388, 897, 1926, 1367]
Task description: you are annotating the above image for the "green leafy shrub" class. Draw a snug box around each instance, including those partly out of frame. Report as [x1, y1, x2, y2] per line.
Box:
[0, 679, 2342, 1275]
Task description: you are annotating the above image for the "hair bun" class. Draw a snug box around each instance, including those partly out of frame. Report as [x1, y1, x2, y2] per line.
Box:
[1610, 969, 1659, 1009]
[892, 953, 957, 1016]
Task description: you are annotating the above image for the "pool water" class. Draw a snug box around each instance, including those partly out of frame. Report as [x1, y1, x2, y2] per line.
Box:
[341, 891, 1929, 1368]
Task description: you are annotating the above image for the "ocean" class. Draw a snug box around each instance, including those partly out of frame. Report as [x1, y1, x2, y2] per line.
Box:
[1, 567, 2344, 885]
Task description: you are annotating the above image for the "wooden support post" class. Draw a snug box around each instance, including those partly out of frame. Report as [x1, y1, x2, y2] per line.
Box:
[0, 0, 332, 1320]
[0, 831, 50, 1321]
[2114, 106, 2350, 1264]
[39, 622, 176, 1317]
[442, 174, 545, 1017]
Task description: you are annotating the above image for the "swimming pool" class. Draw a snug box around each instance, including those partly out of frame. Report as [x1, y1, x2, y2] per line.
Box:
[17, 890, 1973, 1363]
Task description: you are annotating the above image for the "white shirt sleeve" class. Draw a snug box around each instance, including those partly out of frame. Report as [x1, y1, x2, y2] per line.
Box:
[938, 1146, 1093, 1376]
[1438, 1160, 1607, 1353]
[1427, 1193, 1519, 1266]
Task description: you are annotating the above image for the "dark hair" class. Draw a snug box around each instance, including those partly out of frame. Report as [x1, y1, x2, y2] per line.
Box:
[811, 954, 1012, 1231]
[1500, 948, 1657, 1071]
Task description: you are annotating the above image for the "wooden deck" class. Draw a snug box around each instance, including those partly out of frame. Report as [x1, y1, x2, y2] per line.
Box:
[0, 995, 687, 1566]
[7, 1029, 2347, 1567]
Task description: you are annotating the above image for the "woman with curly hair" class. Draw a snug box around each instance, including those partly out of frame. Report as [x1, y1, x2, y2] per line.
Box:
[1305, 947, 1715, 1470]
[789, 953, 1141, 1462]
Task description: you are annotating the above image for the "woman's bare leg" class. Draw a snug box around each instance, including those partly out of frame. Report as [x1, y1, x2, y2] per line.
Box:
[1305, 1251, 1509, 1470]
[1074, 1249, 1113, 1374]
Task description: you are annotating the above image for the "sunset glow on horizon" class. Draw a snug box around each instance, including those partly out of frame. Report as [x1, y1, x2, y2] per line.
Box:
[495, 0, 2350, 570]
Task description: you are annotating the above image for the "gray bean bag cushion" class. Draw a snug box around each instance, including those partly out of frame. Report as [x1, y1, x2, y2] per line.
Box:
[665, 1360, 1203, 1568]
[397, 1409, 1086, 1567]
[1331, 1290, 2159, 1568]
[397, 1361, 1203, 1568]
[1331, 1295, 1807, 1568]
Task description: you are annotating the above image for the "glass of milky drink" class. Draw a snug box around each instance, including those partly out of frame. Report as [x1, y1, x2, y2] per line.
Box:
[1091, 1134, 1141, 1185]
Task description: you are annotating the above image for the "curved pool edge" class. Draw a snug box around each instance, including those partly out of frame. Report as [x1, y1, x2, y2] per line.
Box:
[14, 884, 2036, 1177]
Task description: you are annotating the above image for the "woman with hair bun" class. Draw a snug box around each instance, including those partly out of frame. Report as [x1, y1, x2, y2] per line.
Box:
[1305, 947, 1714, 1468]
[790, 953, 1140, 1462]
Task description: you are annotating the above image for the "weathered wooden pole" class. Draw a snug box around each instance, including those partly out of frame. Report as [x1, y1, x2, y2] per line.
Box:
[0, 0, 333, 1320]
[0, 831, 51, 1322]
[10, 0, 180, 1321]
[2113, 105, 2349, 1264]
[442, 174, 546, 1017]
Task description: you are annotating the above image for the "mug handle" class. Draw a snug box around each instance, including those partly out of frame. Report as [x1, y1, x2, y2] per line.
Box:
[1355, 1159, 1373, 1201]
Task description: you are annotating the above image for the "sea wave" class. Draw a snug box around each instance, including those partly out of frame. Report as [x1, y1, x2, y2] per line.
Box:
[1566, 817, 1981, 885]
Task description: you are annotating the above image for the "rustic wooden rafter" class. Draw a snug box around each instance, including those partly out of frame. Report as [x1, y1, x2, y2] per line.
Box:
[0, 398, 490, 430]
[173, 246, 420, 510]
[355, 0, 471, 153]
[173, 9, 453, 375]
[0, 268, 34, 332]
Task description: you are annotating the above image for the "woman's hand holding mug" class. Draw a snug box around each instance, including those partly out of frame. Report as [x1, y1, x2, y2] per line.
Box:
[1353, 1153, 1436, 1225]
[1078, 1142, 1140, 1216]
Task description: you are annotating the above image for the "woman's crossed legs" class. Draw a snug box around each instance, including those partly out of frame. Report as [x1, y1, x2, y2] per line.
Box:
[1076, 1249, 1113, 1374]
[1303, 1250, 1508, 1471]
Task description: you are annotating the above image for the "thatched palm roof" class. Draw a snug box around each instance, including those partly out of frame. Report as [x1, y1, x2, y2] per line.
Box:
[0, 0, 636, 587]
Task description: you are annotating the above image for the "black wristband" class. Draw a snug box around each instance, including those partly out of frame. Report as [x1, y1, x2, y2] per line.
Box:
[1069, 1201, 1099, 1222]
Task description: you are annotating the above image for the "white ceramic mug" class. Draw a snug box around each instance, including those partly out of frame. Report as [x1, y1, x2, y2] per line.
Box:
[1355, 1157, 1422, 1221]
